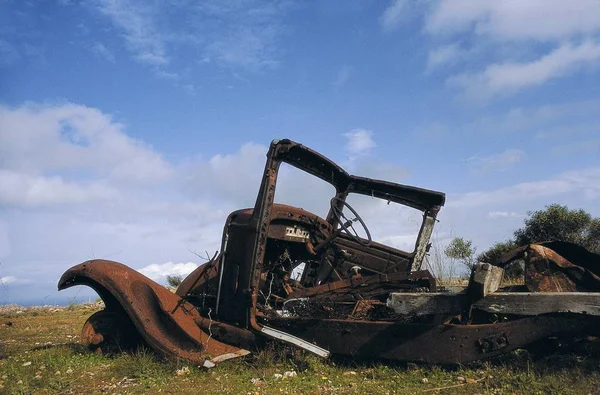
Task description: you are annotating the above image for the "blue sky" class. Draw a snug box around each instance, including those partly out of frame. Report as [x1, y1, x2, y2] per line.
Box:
[1, 0, 600, 305]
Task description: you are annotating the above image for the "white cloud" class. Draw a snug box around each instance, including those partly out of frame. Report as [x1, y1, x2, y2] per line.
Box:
[426, 43, 467, 71]
[345, 194, 423, 251]
[333, 65, 352, 89]
[414, 122, 448, 139]
[467, 149, 525, 173]
[90, 42, 116, 63]
[438, 165, 600, 253]
[426, 1, 600, 41]
[0, 100, 228, 304]
[91, 0, 292, 72]
[552, 139, 600, 156]
[351, 161, 410, 183]
[536, 120, 600, 141]
[155, 70, 179, 80]
[450, 41, 600, 100]
[380, 0, 409, 32]
[0, 103, 173, 185]
[450, 167, 600, 208]
[379, 234, 419, 251]
[0, 170, 119, 208]
[0, 274, 32, 288]
[205, 25, 281, 70]
[0, 275, 17, 284]
[183, 142, 267, 207]
[0, 102, 274, 304]
[487, 211, 525, 219]
[96, 0, 168, 66]
[7, 206, 224, 270]
[137, 261, 199, 283]
[468, 100, 600, 136]
[344, 129, 376, 158]
[196, 1, 293, 70]
[0, 221, 8, 260]
[421, 2, 600, 100]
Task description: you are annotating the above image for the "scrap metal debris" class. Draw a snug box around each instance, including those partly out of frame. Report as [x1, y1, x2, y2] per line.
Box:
[497, 241, 600, 292]
[58, 138, 600, 365]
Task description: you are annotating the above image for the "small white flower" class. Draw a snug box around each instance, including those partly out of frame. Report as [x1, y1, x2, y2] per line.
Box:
[176, 366, 190, 376]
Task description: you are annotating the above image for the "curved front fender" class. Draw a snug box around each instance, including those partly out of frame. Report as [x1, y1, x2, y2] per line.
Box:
[58, 259, 240, 362]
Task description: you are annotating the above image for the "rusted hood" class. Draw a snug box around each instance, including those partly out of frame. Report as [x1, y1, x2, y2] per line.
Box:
[58, 260, 240, 362]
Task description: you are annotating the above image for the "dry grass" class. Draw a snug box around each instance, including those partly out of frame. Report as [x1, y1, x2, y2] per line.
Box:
[1, 304, 600, 394]
[437, 278, 468, 287]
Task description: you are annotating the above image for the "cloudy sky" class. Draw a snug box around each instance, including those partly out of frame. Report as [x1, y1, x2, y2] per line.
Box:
[1, 0, 599, 305]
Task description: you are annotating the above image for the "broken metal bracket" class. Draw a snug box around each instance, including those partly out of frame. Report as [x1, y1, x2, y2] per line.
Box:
[260, 325, 330, 358]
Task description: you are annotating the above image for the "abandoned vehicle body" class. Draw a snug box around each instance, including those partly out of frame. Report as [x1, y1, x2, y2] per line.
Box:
[58, 138, 600, 365]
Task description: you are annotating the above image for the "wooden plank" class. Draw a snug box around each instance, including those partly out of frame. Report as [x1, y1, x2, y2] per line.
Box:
[473, 292, 600, 316]
[468, 263, 504, 299]
[386, 292, 600, 317]
[386, 293, 468, 316]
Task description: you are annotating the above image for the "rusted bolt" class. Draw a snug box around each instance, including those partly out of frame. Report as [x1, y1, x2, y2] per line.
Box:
[496, 336, 508, 348]
[480, 340, 491, 353]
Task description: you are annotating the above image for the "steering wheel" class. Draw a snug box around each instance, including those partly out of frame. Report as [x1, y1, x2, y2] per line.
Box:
[329, 197, 372, 246]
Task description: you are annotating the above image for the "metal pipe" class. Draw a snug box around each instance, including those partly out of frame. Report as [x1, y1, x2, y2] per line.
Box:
[215, 231, 229, 317]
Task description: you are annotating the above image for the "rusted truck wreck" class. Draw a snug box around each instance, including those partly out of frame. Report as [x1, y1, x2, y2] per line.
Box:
[58, 138, 600, 365]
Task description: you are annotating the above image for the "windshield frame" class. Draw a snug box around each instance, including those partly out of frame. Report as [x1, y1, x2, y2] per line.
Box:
[250, 138, 444, 263]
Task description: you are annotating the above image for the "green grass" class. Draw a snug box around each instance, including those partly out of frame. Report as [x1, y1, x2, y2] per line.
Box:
[1, 304, 600, 394]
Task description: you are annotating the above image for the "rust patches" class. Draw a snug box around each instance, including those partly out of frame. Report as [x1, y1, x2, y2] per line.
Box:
[288, 270, 435, 299]
[267, 314, 600, 364]
[81, 310, 143, 354]
[57, 138, 600, 366]
[498, 241, 600, 292]
[58, 259, 241, 363]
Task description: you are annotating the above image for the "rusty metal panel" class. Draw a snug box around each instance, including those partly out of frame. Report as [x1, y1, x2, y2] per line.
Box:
[267, 315, 600, 364]
[498, 241, 600, 292]
[58, 259, 242, 363]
